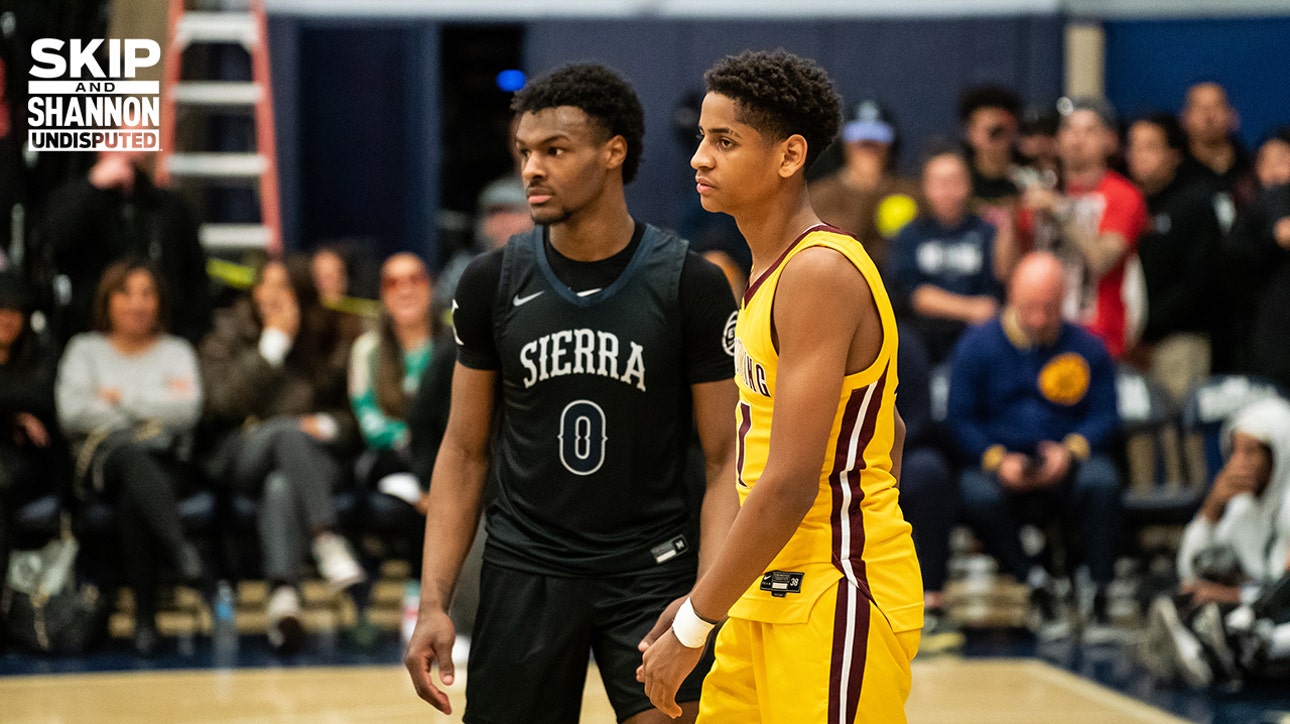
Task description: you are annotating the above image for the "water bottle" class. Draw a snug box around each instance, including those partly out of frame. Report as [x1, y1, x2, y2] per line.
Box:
[212, 580, 238, 665]
[401, 580, 421, 646]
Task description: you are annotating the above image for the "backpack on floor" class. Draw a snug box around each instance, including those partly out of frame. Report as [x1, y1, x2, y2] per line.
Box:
[1, 530, 110, 654]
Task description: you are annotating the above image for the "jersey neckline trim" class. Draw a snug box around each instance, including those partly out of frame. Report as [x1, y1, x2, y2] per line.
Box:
[742, 223, 845, 306]
[534, 221, 655, 308]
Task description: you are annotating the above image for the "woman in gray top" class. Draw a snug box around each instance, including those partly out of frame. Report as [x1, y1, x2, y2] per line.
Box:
[55, 260, 205, 656]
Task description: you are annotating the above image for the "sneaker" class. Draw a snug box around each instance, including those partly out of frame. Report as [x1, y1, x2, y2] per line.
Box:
[133, 619, 161, 657]
[919, 607, 965, 655]
[1082, 591, 1127, 646]
[174, 542, 205, 585]
[311, 532, 366, 591]
[1145, 596, 1212, 688]
[1029, 584, 1072, 642]
[266, 585, 305, 654]
[1140, 598, 1177, 682]
[1192, 602, 1241, 683]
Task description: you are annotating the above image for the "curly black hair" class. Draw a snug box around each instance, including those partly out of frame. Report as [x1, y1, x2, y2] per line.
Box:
[512, 63, 645, 184]
[1131, 112, 1187, 152]
[703, 50, 841, 169]
[957, 84, 1022, 124]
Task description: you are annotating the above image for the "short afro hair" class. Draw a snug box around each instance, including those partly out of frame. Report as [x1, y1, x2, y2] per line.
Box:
[703, 49, 842, 169]
[1131, 112, 1187, 152]
[512, 63, 645, 184]
[958, 84, 1022, 124]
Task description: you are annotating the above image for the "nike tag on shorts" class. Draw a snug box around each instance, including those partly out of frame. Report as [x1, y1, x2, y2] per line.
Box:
[651, 535, 689, 564]
[760, 570, 804, 597]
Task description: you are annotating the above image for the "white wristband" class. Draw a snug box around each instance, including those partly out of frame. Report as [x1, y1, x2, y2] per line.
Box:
[671, 598, 716, 649]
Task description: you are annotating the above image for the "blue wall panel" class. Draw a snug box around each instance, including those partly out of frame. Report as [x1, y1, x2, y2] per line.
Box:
[270, 16, 1060, 261]
[526, 16, 1063, 230]
[1104, 17, 1290, 151]
[270, 20, 439, 260]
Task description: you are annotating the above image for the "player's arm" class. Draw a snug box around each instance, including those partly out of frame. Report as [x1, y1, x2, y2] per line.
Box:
[892, 406, 905, 485]
[690, 245, 865, 619]
[405, 363, 495, 713]
[640, 247, 869, 714]
[692, 378, 740, 577]
[406, 251, 502, 714]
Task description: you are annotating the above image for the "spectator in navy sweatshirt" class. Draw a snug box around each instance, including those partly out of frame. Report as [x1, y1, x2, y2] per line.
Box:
[947, 251, 1121, 638]
[888, 148, 1005, 363]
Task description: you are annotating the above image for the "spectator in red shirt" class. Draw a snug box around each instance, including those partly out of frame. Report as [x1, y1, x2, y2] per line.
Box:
[1022, 98, 1148, 359]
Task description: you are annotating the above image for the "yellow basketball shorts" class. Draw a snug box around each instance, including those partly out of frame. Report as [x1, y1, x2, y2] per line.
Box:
[697, 580, 919, 723]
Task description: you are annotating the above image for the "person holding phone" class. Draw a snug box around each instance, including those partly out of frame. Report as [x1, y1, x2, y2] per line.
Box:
[946, 251, 1122, 641]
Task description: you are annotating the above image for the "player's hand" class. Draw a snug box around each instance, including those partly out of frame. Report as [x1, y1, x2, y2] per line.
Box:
[638, 595, 686, 653]
[404, 606, 457, 714]
[637, 629, 703, 719]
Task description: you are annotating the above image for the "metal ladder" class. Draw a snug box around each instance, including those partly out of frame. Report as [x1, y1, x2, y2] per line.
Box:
[157, 0, 281, 256]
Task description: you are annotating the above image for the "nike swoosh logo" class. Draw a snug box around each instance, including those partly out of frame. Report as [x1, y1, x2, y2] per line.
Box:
[512, 291, 544, 307]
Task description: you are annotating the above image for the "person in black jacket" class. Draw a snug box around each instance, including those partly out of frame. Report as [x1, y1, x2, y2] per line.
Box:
[1227, 181, 1290, 388]
[199, 255, 365, 653]
[1125, 114, 1222, 402]
[0, 271, 65, 581]
[36, 149, 212, 345]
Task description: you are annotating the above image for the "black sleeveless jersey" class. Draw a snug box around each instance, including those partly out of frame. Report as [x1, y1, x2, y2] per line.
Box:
[481, 224, 705, 576]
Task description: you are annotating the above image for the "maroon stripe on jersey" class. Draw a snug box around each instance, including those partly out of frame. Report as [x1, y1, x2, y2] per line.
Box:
[828, 385, 869, 573]
[828, 581, 871, 723]
[742, 224, 832, 306]
[847, 366, 887, 588]
[735, 402, 752, 488]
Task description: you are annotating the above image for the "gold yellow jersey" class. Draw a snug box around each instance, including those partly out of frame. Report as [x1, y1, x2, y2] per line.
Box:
[730, 225, 923, 634]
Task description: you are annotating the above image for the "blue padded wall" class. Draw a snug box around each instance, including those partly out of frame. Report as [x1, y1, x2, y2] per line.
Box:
[1104, 17, 1290, 152]
[526, 16, 1063, 230]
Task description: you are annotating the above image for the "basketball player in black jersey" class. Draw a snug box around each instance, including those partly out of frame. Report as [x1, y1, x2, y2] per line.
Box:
[405, 64, 740, 723]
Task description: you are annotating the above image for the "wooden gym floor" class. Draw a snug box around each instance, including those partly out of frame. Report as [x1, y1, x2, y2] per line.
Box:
[0, 658, 1188, 723]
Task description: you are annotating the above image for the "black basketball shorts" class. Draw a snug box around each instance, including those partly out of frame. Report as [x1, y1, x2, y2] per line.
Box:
[463, 562, 713, 723]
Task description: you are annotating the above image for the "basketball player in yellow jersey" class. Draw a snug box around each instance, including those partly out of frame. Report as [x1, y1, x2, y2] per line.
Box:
[638, 50, 923, 722]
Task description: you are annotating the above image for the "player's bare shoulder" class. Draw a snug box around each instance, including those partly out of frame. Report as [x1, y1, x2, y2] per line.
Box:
[778, 244, 873, 311]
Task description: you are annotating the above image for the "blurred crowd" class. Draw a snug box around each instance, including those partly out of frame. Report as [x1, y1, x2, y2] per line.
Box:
[2, 24, 1289, 688]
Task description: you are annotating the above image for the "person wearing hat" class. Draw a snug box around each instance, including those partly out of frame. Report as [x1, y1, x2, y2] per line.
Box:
[809, 98, 920, 269]
[433, 175, 534, 315]
[0, 271, 65, 601]
[1020, 97, 1148, 360]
